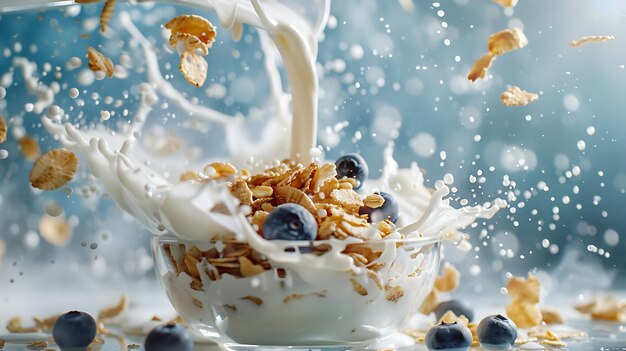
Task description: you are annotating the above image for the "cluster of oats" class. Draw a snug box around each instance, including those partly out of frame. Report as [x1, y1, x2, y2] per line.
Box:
[419, 263, 461, 315]
[501, 86, 539, 107]
[575, 296, 626, 322]
[165, 15, 216, 87]
[468, 28, 528, 82]
[183, 160, 396, 241]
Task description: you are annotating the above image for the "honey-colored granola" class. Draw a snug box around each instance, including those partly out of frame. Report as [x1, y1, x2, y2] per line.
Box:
[30, 149, 78, 191]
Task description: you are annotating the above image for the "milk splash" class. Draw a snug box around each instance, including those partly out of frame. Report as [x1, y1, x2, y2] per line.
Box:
[39, 0, 505, 271]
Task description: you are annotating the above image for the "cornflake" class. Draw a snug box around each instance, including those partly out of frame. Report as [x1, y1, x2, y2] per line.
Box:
[488, 28, 529, 55]
[165, 15, 216, 46]
[501, 86, 539, 107]
[506, 273, 543, 328]
[241, 296, 263, 305]
[0, 115, 6, 144]
[26, 341, 47, 349]
[467, 53, 496, 82]
[99, 0, 115, 32]
[363, 193, 385, 208]
[87, 46, 114, 78]
[30, 149, 79, 191]
[569, 35, 615, 48]
[170, 32, 209, 56]
[19, 135, 40, 160]
[98, 295, 128, 322]
[179, 51, 208, 87]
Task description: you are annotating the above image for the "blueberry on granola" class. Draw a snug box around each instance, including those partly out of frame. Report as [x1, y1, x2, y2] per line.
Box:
[52, 311, 97, 349]
[359, 191, 399, 223]
[335, 153, 368, 189]
[435, 299, 475, 322]
[425, 321, 473, 351]
[477, 314, 517, 350]
[262, 203, 318, 241]
[145, 323, 193, 351]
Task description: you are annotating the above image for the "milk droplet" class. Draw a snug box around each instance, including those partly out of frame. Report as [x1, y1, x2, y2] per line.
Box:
[69, 88, 79, 98]
[577, 140, 586, 151]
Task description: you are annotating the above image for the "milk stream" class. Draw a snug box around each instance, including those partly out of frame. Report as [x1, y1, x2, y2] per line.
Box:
[37, 0, 506, 273]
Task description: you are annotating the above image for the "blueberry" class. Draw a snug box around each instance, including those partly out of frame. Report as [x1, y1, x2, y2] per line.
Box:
[335, 153, 369, 189]
[145, 323, 193, 351]
[52, 311, 97, 349]
[359, 192, 399, 223]
[425, 322, 473, 351]
[477, 314, 518, 350]
[262, 203, 318, 241]
[434, 300, 475, 322]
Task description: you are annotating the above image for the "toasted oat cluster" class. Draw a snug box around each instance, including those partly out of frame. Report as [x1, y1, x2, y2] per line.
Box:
[184, 160, 397, 241]
[165, 15, 216, 87]
[501, 86, 539, 107]
[569, 35, 615, 48]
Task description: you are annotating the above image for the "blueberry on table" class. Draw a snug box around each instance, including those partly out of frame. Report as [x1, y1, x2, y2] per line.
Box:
[477, 314, 518, 350]
[435, 299, 475, 322]
[262, 203, 318, 241]
[359, 191, 399, 223]
[145, 323, 193, 351]
[425, 321, 473, 351]
[335, 153, 369, 189]
[52, 311, 97, 349]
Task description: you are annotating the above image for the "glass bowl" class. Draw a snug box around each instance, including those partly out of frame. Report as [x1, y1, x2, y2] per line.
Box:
[152, 235, 441, 348]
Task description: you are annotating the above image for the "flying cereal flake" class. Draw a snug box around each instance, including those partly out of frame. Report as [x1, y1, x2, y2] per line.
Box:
[468, 52, 496, 82]
[569, 35, 615, 48]
[100, 0, 116, 32]
[169, 32, 209, 55]
[30, 149, 79, 190]
[98, 295, 128, 321]
[19, 135, 41, 160]
[179, 51, 208, 87]
[488, 28, 528, 55]
[87, 46, 114, 78]
[165, 15, 216, 46]
[0, 114, 6, 144]
[501, 86, 539, 106]
[398, 0, 416, 12]
[492, 0, 518, 8]
[39, 214, 73, 246]
[468, 28, 528, 82]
